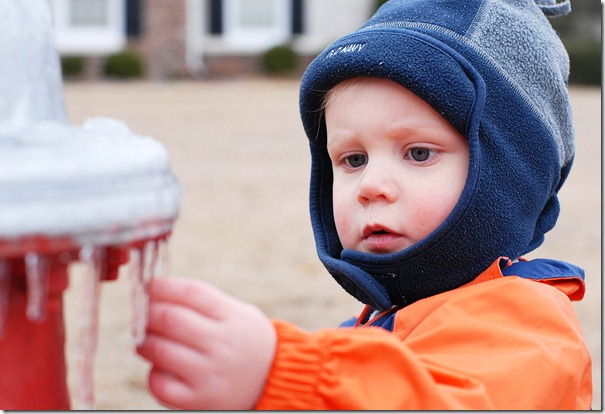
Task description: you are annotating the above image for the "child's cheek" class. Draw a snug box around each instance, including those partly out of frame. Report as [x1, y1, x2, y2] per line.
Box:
[410, 187, 461, 241]
[332, 189, 356, 250]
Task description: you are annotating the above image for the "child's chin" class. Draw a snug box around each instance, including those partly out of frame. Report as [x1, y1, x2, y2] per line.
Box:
[362, 236, 411, 255]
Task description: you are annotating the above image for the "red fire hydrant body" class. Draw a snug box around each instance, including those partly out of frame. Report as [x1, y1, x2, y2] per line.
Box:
[0, 246, 128, 410]
[0, 257, 70, 410]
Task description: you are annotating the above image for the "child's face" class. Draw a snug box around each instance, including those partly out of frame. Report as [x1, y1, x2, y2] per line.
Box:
[325, 77, 469, 254]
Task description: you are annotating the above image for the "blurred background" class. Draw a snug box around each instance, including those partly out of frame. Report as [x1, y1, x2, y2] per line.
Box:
[51, 0, 600, 86]
[47, 0, 601, 410]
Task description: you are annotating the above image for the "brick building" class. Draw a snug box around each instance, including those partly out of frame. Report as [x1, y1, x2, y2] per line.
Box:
[49, 0, 375, 79]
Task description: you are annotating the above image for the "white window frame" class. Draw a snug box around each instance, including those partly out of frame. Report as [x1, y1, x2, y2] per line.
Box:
[222, 0, 291, 50]
[49, 0, 125, 55]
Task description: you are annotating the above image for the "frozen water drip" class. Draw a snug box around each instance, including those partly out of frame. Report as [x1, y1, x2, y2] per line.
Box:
[73, 245, 103, 410]
[129, 237, 170, 347]
[129, 246, 145, 346]
[25, 251, 50, 322]
[156, 238, 170, 279]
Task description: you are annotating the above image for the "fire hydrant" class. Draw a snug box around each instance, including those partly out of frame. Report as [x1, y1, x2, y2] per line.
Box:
[0, 253, 72, 410]
[0, 0, 180, 409]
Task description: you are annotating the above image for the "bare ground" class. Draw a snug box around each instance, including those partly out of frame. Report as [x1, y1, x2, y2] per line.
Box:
[61, 79, 601, 410]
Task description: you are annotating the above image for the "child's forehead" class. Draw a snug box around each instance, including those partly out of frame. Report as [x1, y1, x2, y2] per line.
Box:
[324, 77, 442, 121]
[324, 77, 466, 147]
[329, 77, 368, 95]
[323, 77, 415, 110]
[327, 77, 382, 100]
[322, 77, 367, 111]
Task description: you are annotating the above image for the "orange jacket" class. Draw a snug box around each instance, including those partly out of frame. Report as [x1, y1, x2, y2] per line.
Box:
[255, 258, 592, 410]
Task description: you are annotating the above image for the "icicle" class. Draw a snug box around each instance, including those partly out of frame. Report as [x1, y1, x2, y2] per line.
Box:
[143, 240, 157, 286]
[129, 240, 157, 347]
[155, 237, 170, 278]
[24, 251, 49, 322]
[0, 260, 10, 338]
[128, 247, 143, 346]
[73, 245, 103, 410]
[128, 247, 145, 346]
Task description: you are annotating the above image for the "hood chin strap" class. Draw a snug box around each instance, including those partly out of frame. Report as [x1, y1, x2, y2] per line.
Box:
[535, 0, 571, 17]
[323, 256, 393, 311]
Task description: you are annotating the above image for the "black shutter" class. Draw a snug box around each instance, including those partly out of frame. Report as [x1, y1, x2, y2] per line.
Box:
[126, 0, 141, 37]
[292, 0, 304, 35]
[209, 0, 223, 34]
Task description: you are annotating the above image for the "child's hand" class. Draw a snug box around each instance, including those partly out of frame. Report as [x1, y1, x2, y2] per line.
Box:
[136, 277, 277, 410]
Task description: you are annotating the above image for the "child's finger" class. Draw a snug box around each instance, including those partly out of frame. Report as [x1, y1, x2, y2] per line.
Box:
[145, 301, 219, 352]
[147, 366, 197, 410]
[137, 332, 208, 382]
[148, 277, 233, 320]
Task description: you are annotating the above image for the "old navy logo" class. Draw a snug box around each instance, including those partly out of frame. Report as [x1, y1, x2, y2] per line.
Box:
[327, 43, 366, 58]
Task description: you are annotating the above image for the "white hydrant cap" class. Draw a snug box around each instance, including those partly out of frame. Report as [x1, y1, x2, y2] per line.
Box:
[0, 0, 180, 257]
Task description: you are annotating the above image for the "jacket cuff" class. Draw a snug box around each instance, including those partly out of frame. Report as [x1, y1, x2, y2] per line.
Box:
[255, 320, 324, 410]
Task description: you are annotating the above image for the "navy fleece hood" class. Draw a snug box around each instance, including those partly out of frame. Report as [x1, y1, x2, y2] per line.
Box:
[299, 0, 574, 310]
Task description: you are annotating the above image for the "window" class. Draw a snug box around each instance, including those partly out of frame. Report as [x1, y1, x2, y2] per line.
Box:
[236, 0, 275, 29]
[223, 0, 291, 49]
[49, 0, 125, 55]
[70, 0, 108, 27]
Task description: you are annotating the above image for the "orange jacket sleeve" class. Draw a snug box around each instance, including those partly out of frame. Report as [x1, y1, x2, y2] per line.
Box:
[255, 275, 592, 410]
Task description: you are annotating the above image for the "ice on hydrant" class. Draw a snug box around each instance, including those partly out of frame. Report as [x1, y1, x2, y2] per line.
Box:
[129, 238, 170, 347]
[73, 246, 103, 410]
[24, 252, 50, 322]
[0, 0, 180, 410]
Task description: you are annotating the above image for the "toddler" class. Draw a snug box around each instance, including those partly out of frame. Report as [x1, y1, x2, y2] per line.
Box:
[136, 0, 592, 409]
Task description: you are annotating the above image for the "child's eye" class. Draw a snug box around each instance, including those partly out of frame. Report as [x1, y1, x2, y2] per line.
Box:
[408, 147, 432, 162]
[343, 153, 367, 168]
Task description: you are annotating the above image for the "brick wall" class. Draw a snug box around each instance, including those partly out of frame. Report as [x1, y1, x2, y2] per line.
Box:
[135, 0, 187, 80]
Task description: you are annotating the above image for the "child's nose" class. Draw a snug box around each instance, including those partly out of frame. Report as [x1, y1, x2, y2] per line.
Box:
[357, 162, 398, 206]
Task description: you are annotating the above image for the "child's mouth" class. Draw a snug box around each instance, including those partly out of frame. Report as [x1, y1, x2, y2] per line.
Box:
[362, 226, 405, 253]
